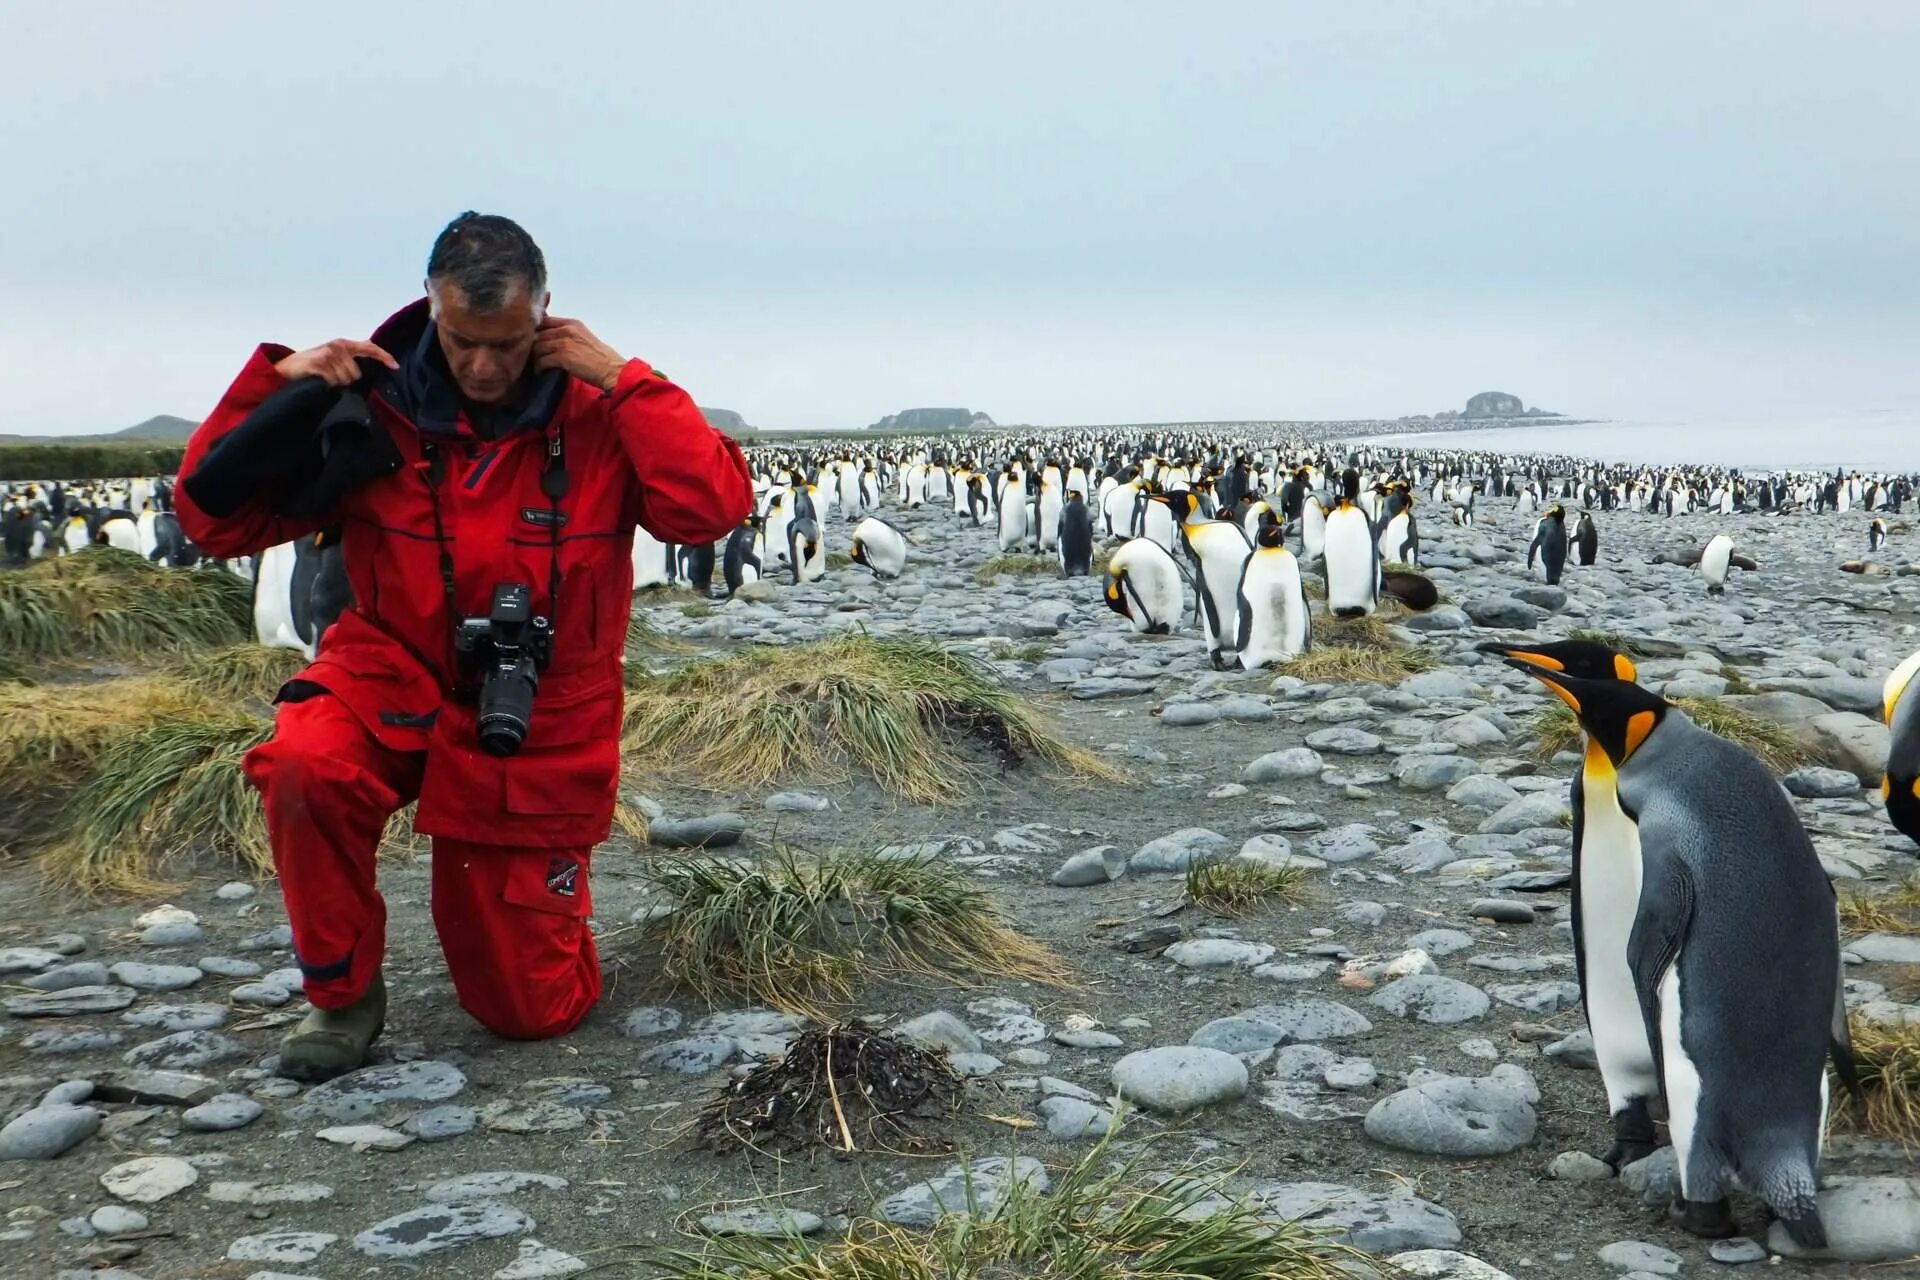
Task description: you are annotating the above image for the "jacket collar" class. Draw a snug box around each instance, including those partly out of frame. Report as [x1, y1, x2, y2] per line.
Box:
[365, 298, 568, 442]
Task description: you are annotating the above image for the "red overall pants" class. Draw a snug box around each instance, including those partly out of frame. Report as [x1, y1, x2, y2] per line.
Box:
[245, 693, 602, 1040]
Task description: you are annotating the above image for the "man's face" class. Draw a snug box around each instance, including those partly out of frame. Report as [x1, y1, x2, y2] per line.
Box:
[431, 282, 545, 405]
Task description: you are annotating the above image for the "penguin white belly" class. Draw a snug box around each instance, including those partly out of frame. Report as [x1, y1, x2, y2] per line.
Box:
[997, 497, 1029, 552]
[1580, 775, 1660, 1111]
[1322, 508, 1377, 616]
[1185, 523, 1250, 661]
[1140, 502, 1178, 554]
[1699, 535, 1733, 590]
[1036, 490, 1062, 550]
[136, 511, 159, 558]
[1300, 501, 1327, 560]
[630, 526, 672, 587]
[1234, 549, 1309, 669]
[1657, 958, 1706, 1197]
[100, 518, 140, 552]
[253, 542, 309, 657]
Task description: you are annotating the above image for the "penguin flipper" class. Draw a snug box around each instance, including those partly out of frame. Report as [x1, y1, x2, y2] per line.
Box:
[1830, 973, 1865, 1106]
[1627, 850, 1697, 1092]
[1568, 763, 1589, 1013]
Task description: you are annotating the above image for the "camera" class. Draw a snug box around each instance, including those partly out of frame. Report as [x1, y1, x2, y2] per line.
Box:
[453, 583, 553, 757]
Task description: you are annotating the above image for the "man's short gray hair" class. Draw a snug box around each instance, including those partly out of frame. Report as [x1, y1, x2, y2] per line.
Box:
[425, 212, 547, 318]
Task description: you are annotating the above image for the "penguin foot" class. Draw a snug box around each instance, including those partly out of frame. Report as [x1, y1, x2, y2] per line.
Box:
[1603, 1138, 1658, 1171]
[1668, 1196, 1737, 1239]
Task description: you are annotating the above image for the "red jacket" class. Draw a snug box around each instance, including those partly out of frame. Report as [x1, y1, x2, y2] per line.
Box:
[176, 299, 752, 847]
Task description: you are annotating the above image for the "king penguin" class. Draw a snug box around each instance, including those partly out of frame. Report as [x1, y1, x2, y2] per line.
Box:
[1869, 518, 1888, 553]
[1233, 521, 1311, 670]
[849, 516, 908, 580]
[1103, 538, 1185, 635]
[1164, 490, 1252, 669]
[1574, 510, 1599, 566]
[1498, 653, 1848, 1246]
[722, 516, 764, 595]
[1884, 646, 1920, 848]
[1699, 533, 1735, 595]
[1057, 489, 1095, 577]
[996, 480, 1030, 552]
[1528, 504, 1569, 585]
[1321, 469, 1380, 618]
[1376, 488, 1419, 565]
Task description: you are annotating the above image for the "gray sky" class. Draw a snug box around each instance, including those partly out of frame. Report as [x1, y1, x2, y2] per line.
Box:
[4, 1, 1918, 433]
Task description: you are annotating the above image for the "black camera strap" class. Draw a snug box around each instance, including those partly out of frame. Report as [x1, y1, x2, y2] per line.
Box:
[421, 424, 569, 688]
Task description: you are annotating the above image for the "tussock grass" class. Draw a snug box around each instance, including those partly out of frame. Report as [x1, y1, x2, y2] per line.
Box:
[972, 552, 1058, 584]
[826, 550, 854, 569]
[171, 644, 307, 704]
[1567, 628, 1670, 660]
[0, 679, 204, 834]
[1529, 696, 1810, 772]
[622, 632, 1121, 804]
[1186, 858, 1313, 915]
[1835, 1015, 1920, 1146]
[638, 848, 1069, 1018]
[42, 711, 272, 894]
[628, 611, 693, 654]
[1279, 611, 1435, 685]
[634, 1127, 1374, 1280]
[0, 548, 249, 663]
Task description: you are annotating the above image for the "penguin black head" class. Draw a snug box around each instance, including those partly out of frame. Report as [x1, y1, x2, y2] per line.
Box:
[850, 539, 869, 566]
[1254, 521, 1286, 550]
[1340, 469, 1362, 503]
[1103, 565, 1132, 620]
[1475, 638, 1638, 684]
[1503, 657, 1670, 768]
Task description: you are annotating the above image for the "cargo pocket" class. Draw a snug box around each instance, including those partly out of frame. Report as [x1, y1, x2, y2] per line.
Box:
[500, 684, 621, 818]
[501, 852, 594, 919]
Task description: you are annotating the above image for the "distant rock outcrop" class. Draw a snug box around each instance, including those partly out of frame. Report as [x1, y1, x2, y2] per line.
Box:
[868, 408, 996, 433]
[1463, 391, 1526, 419]
[700, 407, 748, 432]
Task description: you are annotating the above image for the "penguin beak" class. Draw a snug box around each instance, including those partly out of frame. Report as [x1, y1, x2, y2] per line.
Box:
[1474, 640, 1565, 671]
[1501, 658, 1584, 713]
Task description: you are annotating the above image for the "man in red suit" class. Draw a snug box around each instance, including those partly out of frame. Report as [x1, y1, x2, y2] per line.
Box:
[176, 212, 753, 1079]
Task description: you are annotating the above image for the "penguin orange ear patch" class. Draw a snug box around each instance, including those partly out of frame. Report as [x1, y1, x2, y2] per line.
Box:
[1613, 654, 1638, 682]
[1623, 710, 1658, 759]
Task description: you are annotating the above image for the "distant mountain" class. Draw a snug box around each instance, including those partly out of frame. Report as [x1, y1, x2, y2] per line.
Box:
[0, 414, 198, 446]
[700, 407, 749, 432]
[867, 407, 996, 432]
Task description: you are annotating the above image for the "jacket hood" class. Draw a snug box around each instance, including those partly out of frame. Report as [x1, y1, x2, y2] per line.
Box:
[366, 298, 567, 441]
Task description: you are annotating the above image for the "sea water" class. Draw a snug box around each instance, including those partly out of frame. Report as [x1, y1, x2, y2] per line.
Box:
[1363, 409, 1920, 473]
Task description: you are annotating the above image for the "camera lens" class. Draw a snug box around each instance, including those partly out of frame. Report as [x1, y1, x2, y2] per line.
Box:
[476, 654, 539, 756]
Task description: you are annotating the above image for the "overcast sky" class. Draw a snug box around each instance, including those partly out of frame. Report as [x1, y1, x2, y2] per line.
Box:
[4, 2, 1918, 433]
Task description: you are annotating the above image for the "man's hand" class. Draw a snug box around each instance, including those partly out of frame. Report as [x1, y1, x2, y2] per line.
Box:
[274, 339, 398, 387]
[534, 316, 626, 392]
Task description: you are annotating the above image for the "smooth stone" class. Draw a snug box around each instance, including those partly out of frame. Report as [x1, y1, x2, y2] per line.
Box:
[1310, 825, 1382, 862]
[764, 791, 831, 813]
[1051, 1029, 1123, 1049]
[24, 1029, 123, 1054]
[1708, 1237, 1768, 1264]
[195, 957, 262, 978]
[1597, 1241, 1681, 1275]
[0, 946, 64, 974]
[1447, 775, 1523, 812]
[1513, 585, 1568, 611]
[1403, 671, 1478, 700]
[649, 813, 748, 848]
[1849, 934, 1920, 964]
[92, 1068, 221, 1107]
[1390, 1250, 1519, 1279]
[1364, 1072, 1538, 1156]
[1324, 1057, 1378, 1090]
[1764, 1175, 1920, 1260]
[1403, 604, 1472, 632]
[949, 1052, 1004, 1076]
[1370, 975, 1491, 1025]
[42, 1080, 94, 1106]
[404, 1105, 479, 1142]
[1242, 998, 1372, 1041]
[1545, 1029, 1600, 1070]
[100, 1155, 199, 1203]
[138, 921, 205, 947]
[1245, 748, 1325, 782]
[1189, 1016, 1293, 1055]
[231, 983, 293, 1006]
[1489, 981, 1583, 1014]
[316, 1124, 415, 1151]
[1305, 726, 1385, 756]
[1462, 595, 1545, 628]
[1161, 700, 1224, 726]
[1468, 899, 1536, 925]
[184, 1094, 263, 1132]
[88, 1205, 149, 1234]
[896, 1010, 983, 1055]
[236, 925, 294, 952]
[353, 1203, 535, 1259]
[0, 1104, 101, 1160]
[1131, 828, 1228, 873]
[1621, 1148, 1679, 1206]
[122, 1003, 228, 1032]
[1110, 1046, 1249, 1114]
[1051, 845, 1128, 887]
[876, 1157, 1050, 1227]
[1036, 1095, 1114, 1138]
[227, 1232, 338, 1265]
[1479, 792, 1568, 834]
[1242, 1180, 1462, 1252]
[427, 1171, 568, 1203]
[480, 1100, 586, 1134]
[5, 985, 138, 1017]
[123, 1030, 248, 1070]
[616, 1007, 683, 1039]
[107, 962, 203, 991]
[1398, 755, 1483, 791]
[1783, 766, 1863, 799]
[1164, 939, 1275, 970]
[1406, 928, 1475, 957]
[206, 1181, 336, 1205]
[976, 1014, 1048, 1046]
[495, 1238, 590, 1279]
[214, 881, 256, 901]
[1549, 1151, 1615, 1181]
[293, 1061, 467, 1123]
[698, 1205, 826, 1237]
[22, 962, 111, 992]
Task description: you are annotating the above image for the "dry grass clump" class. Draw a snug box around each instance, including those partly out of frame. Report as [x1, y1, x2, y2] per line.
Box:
[972, 553, 1059, 584]
[1278, 611, 1435, 685]
[695, 1022, 966, 1156]
[171, 644, 307, 704]
[1837, 874, 1920, 937]
[638, 848, 1069, 1018]
[1834, 1014, 1920, 1146]
[0, 548, 250, 663]
[1186, 858, 1313, 915]
[623, 632, 1121, 804]
[628, 610, 693, 654]
[40, 711, 272, 894]
[632, 1128, 1375, 1280]
[1529, 696, 1809, 772]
